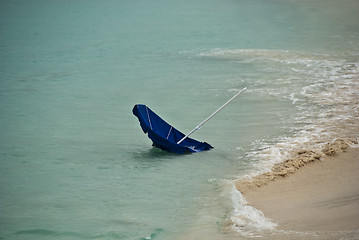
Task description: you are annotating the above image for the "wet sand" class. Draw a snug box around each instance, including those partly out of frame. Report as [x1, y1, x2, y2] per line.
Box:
[242, 147, 359, 233]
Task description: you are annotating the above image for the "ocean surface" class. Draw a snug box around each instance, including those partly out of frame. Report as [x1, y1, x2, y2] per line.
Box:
[1, 0, 358, 239]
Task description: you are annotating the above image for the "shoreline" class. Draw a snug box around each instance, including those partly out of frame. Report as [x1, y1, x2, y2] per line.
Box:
[235, 138, 358, 193]
[237, 141, 359, 235]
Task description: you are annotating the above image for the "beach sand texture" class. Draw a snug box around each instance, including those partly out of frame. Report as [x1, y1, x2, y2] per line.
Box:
[239, 143, 359, 239]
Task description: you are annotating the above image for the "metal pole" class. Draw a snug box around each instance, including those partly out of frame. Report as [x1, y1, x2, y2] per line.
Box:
[177, 87, 247, 144]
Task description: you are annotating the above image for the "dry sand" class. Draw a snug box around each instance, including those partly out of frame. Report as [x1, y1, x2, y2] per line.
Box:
[241, 146, 359, 234]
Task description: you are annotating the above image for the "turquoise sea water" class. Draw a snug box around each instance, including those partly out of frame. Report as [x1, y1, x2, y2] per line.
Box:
[1, 0, 358, 239]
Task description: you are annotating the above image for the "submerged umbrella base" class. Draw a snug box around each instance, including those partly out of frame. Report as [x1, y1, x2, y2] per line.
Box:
[133, 104, 213, 154]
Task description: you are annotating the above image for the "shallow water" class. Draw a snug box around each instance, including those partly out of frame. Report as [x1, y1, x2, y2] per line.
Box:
[1, 0, 358, 239]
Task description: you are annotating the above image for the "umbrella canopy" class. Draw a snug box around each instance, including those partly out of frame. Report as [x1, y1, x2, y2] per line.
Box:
[132, 104, 213, 153]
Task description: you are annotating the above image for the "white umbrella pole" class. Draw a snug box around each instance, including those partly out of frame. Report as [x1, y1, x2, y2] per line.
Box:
[177, 87, 247, 144]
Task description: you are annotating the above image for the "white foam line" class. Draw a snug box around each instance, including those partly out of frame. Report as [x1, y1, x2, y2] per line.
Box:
[228, 184, 277, 236]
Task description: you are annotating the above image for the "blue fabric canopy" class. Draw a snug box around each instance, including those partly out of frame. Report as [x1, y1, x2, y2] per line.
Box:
[132, 104, 213, 153]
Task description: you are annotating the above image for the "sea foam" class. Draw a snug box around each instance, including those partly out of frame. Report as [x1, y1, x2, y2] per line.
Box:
[224, 185, 277, 237]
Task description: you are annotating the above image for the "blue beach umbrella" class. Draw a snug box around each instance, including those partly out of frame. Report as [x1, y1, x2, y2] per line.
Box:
[133, 87, 246, 153]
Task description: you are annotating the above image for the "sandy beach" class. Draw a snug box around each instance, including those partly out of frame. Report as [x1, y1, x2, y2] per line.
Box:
[240, 145, 359, 238]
